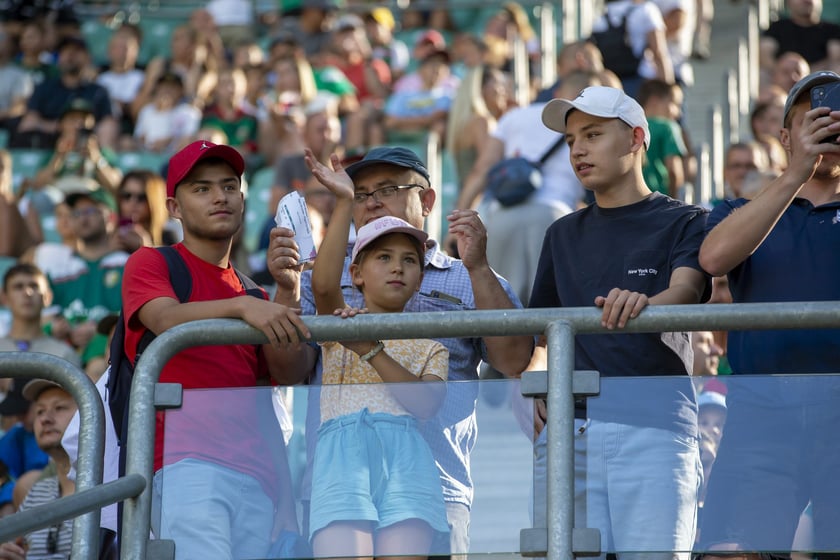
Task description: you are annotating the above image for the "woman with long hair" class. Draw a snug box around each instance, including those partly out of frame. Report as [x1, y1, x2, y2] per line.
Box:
[445, 65, 512, 184]
[113, 169, 172, 252]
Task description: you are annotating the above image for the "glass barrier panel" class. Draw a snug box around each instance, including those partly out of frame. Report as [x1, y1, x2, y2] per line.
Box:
[159, 378, 534, 559]
[550, 373, 840, 558]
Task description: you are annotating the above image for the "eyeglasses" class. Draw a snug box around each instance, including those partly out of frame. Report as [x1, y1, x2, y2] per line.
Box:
[353, 184, 425, 205]
[47, 523, 61, 554]
[120, 191, 147, 203]
[71, 206, 102, 219]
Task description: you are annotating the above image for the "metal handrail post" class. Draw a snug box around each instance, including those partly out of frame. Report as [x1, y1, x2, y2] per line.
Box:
[545, 321, 576, 560]
[0, 353, 104, 560]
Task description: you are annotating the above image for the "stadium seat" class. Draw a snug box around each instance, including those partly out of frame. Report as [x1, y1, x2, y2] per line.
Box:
[9, 149, 51, 195]
[115, 151, 167, 174]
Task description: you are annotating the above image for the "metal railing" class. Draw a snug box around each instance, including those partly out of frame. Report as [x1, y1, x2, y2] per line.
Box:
[120, 301, 840, 559]
[0, 353, 107, 559]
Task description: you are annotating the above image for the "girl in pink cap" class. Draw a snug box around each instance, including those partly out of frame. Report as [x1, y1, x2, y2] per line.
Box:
[306, 148, 449, 560]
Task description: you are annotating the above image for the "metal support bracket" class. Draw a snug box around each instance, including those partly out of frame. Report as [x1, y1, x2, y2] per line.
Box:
[146, 539, 175, 560]
[153, 383, 183, 410]
[519, 528, 602, 557]
[520, 370, 601, 398]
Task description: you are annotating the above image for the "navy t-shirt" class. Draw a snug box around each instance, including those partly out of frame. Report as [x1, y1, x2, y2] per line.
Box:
[27, 78, 112, 122]
[707, 198, 840, 379]
[529, 192, 709, 435]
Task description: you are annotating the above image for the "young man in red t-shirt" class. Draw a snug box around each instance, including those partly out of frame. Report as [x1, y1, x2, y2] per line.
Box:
[122, 140, 314, 558]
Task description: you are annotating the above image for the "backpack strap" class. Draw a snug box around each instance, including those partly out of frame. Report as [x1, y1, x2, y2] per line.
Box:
[537, 135, 566, 167]
[134, 246, 193, 358]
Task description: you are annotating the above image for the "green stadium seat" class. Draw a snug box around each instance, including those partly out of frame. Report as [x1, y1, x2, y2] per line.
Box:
[9, 149, 51, 195]
[138, 18, 182, 65]
[115, 151, 167, 174]
[81, 19, 115, 67]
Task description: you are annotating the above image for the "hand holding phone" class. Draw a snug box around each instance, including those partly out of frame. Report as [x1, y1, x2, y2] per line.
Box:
[810, 84, 840, 143]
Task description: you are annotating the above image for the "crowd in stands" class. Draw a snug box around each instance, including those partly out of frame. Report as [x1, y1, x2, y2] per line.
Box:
[0, 0, 839, 557]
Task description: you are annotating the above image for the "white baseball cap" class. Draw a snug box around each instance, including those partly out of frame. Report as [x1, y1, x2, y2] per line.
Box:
[352, 216, 428, 263]
[542, 86, 651, 149]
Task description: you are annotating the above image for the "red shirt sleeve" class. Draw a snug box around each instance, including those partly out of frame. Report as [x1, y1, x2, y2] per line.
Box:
[122, 247, 177, 363]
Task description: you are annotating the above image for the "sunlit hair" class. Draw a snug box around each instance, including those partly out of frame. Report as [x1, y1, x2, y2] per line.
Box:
[119, 169, 168, 246]
[446, 65, 500, 150]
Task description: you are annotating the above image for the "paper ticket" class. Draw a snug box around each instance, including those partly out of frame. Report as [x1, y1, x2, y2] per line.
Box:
[275, 191, 318, 263]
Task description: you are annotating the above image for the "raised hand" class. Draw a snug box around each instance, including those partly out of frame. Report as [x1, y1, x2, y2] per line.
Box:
[303, 149, 355, 201]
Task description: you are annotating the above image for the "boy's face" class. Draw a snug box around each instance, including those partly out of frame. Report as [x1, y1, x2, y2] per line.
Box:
[155, 82, 183, 109]
[168, 160, 244, 242]
[565, 110, 640, 192]
[418, 55, 449, 88]
[2, 272, 50, 321]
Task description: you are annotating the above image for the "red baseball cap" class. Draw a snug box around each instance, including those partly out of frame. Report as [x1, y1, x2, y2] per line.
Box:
[166, 140, 245, 197]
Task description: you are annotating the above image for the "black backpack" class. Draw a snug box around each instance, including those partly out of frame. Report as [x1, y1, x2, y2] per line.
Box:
[589, 6, 642, 79]
[106, 245, 265, 447]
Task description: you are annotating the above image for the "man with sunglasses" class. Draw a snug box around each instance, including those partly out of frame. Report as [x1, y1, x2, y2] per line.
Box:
[272, 146, 534, 556]
[47, 184, 128, 380]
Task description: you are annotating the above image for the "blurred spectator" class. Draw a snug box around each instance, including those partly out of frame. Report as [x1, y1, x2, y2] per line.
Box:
[133, 24, 215, 118]
[133, 72, 202, 154]
[364, 7, 410, 83]
[0, 150, 40, 260]
[446, 65, 512, 184]
[14, 20, 58, 87]
[721, 141, 770, 200]
[199, 67, 259, 158]
[0, 23, 33, 132]
[760, 0, 840, 71]
[654, 0, 695, 86]
[768, 51, 810, 94]
[331, 15, 390, 154]
[0, 263, 79, 366]
[257, 56, 316, 165]
[47, 186, 127, 378]
[231, 40, 265, 70]
[738, 168, 781, 200]
[278, 0, 339, 58]
[591, 0, 675, 97]
[691, 330, 723, 376]
[0, 379, 79, 558]
[31, 98, 122, 195]
[20, 200, 77, 283]
[483, 2, 541, 89]
[384, 49, 454, 142]
[114, 169, 174, 254]
[241, 63, 267, 116]
[205, 0, 256, 50]
[13, 36, 117, 150]
[0, 0, 79, 45]
[637, 79, 688, 198]
[394, 31, 460, 98]
[0, 379, 49, 512]
[750, 97, 785, 141]
[450, 33, 490, 79]
[96, 24, 145, 149]
[536, 39, 604, 103]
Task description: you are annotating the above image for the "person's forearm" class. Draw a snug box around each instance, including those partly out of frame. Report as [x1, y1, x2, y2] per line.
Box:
[311, 198, 352, 313]
[470, 263, 534, 376]
[699, 173, 803, 276]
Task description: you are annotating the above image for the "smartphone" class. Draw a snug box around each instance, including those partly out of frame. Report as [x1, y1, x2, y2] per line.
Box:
[810, 83, 840, 143]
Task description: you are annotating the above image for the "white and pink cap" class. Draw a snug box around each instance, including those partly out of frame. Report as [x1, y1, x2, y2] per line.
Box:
[352, 216, 428, 263]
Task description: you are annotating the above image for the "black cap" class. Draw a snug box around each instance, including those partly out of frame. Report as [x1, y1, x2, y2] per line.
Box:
[783, 70, 840, 125]
[0, 379, 30, 416]
[57, 35, 88, 52]
[345, 146, 430, 182]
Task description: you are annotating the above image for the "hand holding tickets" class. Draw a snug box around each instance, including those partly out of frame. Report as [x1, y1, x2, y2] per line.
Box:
[275, 191, 318, 263]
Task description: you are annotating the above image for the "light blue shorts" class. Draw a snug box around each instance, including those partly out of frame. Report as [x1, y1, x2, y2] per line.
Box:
[309, 409, 450, 540]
